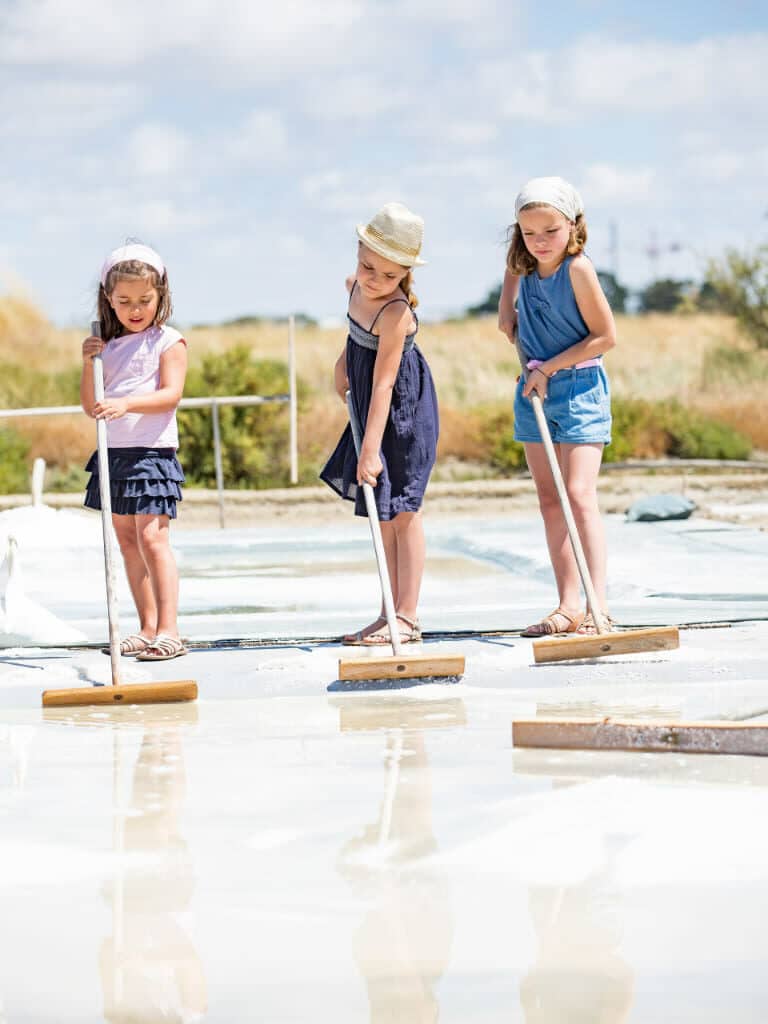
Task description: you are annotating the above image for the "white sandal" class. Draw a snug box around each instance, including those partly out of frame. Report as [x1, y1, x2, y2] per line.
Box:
[101, 633, 153, 657]
[135, 633, 188, 661]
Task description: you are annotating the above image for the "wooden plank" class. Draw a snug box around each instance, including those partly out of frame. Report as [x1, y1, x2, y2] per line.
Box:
[512, 718, 768, 756]
[532, 625, 679, 663]
[338, 654, 465, 682]
[41, 680, 198, 707]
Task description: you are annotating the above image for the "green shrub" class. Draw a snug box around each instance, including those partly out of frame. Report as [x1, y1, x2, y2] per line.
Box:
[605, 397, 751, 462]
[481, 394, 751, 472]
[659, 400, 751, 459]
[46, 463, 89, 493]
[0, 427, 30, 494]
[178, 346, 307, 489]
[483, 406, 526, 472]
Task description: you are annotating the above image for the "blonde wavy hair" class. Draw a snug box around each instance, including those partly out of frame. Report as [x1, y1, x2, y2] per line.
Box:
[399, 269, 418, 309]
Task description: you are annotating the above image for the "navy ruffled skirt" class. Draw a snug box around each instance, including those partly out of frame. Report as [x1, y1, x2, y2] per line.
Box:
[84, 447, 185, 519]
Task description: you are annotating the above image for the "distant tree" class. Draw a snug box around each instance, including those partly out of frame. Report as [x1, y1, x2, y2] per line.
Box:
[705, 245, 768, 348]
[694, 280, 722, 312]
[596, 270, 628, 313]
[466, 284, 502, 317]
[638, 278, 693, 314]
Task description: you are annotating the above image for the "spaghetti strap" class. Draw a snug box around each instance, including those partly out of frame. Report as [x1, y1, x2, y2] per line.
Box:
[368, 297, 410, 332]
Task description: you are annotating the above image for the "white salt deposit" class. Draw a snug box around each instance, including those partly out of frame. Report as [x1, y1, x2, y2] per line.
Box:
[0, 535, 88, 644]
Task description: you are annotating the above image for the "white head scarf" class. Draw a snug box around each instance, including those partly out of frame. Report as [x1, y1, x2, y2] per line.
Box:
[514, 176, 584, 223]
[100, 244, 165, 287]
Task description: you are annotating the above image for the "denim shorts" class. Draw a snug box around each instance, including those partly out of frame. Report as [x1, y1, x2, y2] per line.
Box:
[513, 365, 612, 444]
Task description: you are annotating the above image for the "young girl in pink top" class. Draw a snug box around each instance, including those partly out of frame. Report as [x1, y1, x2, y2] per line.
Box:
[80, 243, 188, 661]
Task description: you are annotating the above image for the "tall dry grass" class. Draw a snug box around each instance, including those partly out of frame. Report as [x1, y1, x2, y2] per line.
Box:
[188, 312, 767, 452]
[2, 292, 766, 468]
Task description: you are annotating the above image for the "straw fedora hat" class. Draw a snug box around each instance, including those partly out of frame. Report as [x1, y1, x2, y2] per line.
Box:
[356, 202, 427, 267]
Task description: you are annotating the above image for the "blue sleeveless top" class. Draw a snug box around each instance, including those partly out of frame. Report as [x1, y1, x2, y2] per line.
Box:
[517, 254, 594, 362]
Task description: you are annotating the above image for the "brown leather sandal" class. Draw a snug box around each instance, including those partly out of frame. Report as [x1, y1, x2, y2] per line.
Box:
[521, 608, 585, 638]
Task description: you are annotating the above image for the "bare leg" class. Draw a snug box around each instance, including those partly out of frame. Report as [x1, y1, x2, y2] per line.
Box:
[389, 510, 425, 623]
[112, 514, 157, 638]
[560, 443, 608, 611]
[524, 442, 583, 618]
[135, 514, 180, 638]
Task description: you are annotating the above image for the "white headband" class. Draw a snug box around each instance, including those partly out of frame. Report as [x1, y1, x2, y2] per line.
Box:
[514, 176, 584, 223]
[100, 244, 165, 287]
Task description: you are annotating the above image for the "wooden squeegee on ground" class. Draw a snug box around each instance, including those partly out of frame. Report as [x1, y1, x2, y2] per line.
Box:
[512, 718, 768, 757]
[42, 323, 197, 708]
[337, 393, 464, 684]
[515, 335, 679, 664]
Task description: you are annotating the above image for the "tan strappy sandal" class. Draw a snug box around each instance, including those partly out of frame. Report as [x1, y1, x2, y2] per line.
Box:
[342, 616, 387, 645]
[135, 633, 188, 661]
[576, 611, 615, 635]
[101, 632, 153, 657]
[521, 608, 585, 638]
[361, 614, 422, 646]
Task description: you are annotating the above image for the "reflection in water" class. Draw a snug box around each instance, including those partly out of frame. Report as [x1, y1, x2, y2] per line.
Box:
[520, 780, 633, 1024]
[335, 698, 466, 1023]
[99, 712, 206, 1024]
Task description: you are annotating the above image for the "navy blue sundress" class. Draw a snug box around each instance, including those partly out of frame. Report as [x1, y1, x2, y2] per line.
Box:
[319, 287, 439, 520]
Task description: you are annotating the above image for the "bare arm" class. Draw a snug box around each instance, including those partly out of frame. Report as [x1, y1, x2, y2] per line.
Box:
[538, 257, 616, 377]
[498, 268, 520, 342]
[334, 347, 348, 401]
[356, 303, 413, 485]
[332, 275, 359, 400]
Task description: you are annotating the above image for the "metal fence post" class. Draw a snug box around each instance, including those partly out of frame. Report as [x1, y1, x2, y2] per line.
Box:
[288, 314, 298, 484]
[211, 399, 225, 529]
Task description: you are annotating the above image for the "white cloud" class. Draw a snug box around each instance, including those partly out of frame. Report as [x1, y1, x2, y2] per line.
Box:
[225, 110, 289, 166]
[0, 0, 367, 74]
[0, 79, 143, 140]
[443, 120, 499, 145]
[579, 163, 655, 205]
[566, 34, 768, 113]
[128, 123, 191, 177]
[478, 33, 768, 124]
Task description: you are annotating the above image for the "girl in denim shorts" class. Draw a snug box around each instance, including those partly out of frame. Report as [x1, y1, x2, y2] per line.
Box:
[497, 177, 617, 637]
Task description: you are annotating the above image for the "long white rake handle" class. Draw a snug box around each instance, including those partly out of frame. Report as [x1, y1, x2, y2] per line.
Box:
[516, 338, 607, 636]
[92, 320, 123, 683]
[346, 392, 404, 658]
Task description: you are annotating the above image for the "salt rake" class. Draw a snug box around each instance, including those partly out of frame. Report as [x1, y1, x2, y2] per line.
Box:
[515, 337, 679, 664]
[42, 322, 197, 708]
[337, 392, 464, 685]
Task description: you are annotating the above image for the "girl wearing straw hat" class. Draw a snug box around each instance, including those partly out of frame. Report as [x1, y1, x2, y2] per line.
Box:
[320, 203, 439, 646]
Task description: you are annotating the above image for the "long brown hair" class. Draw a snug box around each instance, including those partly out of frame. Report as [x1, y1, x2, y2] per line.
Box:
[505, 206, 588, 275]
[96, 261, 173, 341]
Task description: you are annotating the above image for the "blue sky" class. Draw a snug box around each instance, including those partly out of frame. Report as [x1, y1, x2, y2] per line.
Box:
[1, 0, 767, 325]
